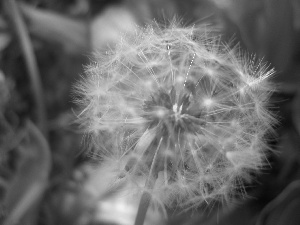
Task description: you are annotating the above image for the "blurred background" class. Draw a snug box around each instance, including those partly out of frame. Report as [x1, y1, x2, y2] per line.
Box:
[0, 0, 300, 225]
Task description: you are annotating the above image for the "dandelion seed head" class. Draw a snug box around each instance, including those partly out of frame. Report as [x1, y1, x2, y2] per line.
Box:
[74, 21, 276, 211]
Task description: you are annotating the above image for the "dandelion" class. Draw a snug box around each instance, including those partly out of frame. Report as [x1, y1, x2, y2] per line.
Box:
[74, 21, 276, 224]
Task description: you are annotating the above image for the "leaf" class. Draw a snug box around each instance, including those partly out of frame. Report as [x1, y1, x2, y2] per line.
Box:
[292, 89, 300, 139]
[0, 16, 11, 52]
[2, 121, 51, 225]
[19, 2, 89, 54]
[256, 180, 300, 225]
[90, 5, 138, 50]
[212, 0, 295, 72]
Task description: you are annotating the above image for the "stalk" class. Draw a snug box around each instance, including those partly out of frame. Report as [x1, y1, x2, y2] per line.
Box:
[134, 138, 163, 225]
[5, 0, 47, 136]
[134, 173, 158, 225]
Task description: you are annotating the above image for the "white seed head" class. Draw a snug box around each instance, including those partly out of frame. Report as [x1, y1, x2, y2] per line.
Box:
[74, 21, 276, 210]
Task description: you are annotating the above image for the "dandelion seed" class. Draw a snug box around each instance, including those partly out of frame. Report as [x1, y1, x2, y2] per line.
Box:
[74, 21, 276, 224]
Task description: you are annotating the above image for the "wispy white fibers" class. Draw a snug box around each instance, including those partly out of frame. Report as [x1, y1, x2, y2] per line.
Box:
[74, 21, 276, 212]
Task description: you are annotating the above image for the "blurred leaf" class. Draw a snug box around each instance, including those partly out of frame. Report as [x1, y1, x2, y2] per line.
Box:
[0, 71, 10, 111]
[90, 5, 138, 51]
[19, 2, 89, 54]
[4, 0, 47, 135]
[167, 200, 261, 225]
[68, 0, 89, 16]
[48, 187, 96, 225]
[292, 89, 300, 138]
[260, 0, 295, 72]
[2, 121, 51, 225]
[292, 0, 300, 31]
[211, 0, 263, 48]
[212, 0, 295, 72]
[0, 16, 11, 52]
[256, 180, 300, 225]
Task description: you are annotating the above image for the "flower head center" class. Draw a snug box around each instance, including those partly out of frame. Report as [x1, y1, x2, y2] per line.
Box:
[142, 86, 202, 135]
[172, 103, 183, 120]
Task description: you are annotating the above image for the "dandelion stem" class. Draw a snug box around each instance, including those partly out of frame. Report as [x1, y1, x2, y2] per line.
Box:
[134, 174, 157, 225]
[134, 137, 163, 225]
